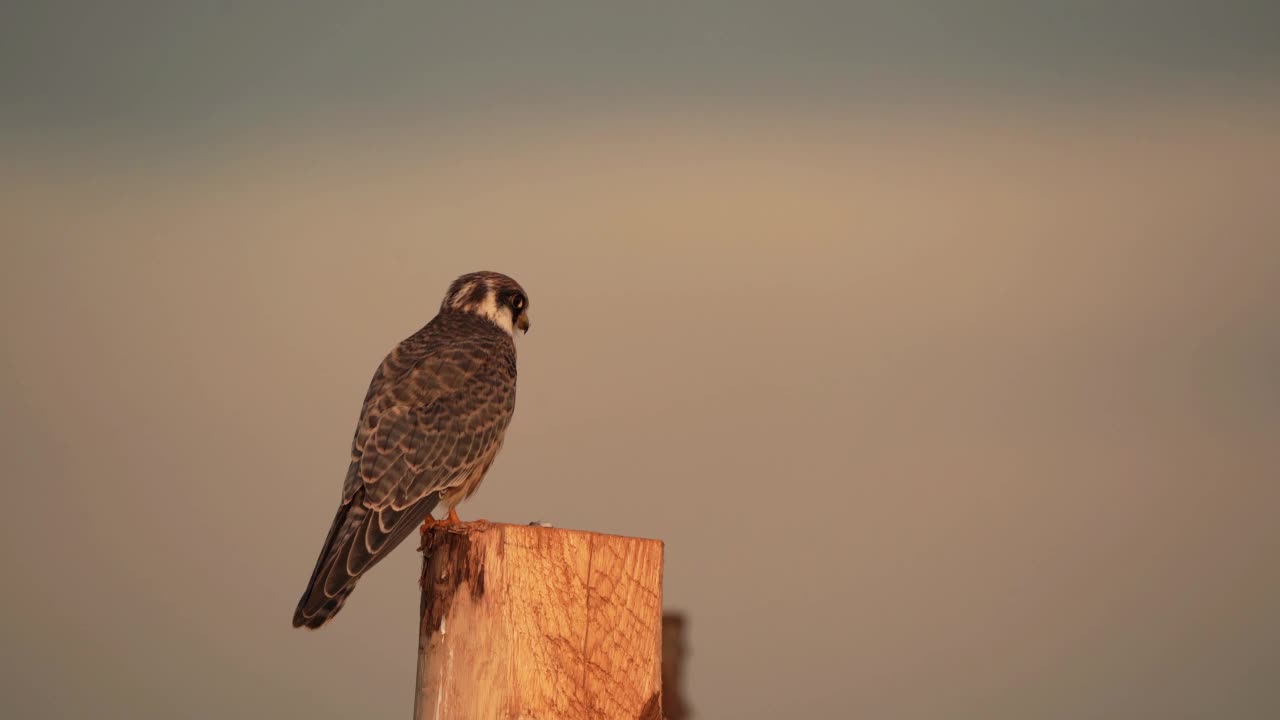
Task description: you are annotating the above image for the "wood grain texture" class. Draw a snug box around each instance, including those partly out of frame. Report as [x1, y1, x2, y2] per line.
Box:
[414, 522, 664, 720]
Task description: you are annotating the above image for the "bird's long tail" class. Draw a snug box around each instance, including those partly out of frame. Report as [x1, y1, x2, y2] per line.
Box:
[292, 492, 439, 629]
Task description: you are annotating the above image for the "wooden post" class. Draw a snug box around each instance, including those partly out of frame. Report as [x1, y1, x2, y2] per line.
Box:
[414, 522, 665, 720]
[661, 613, 692, 720]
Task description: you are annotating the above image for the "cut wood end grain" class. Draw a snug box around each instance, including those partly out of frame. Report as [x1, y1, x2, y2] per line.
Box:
[415, 522, 665, 720]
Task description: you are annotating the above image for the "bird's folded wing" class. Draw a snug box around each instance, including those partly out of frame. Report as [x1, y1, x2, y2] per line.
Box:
[295, 367, 513, 624]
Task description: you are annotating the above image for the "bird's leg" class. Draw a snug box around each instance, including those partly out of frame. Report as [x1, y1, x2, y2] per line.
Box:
[420, 505, 461, 531]
[417, 514, 440, 549]
[422, 512, 437, 545]
[421, 506, 461, 547]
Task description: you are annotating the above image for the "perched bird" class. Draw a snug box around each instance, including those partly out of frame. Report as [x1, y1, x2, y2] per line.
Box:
[292, 271, 531, 629]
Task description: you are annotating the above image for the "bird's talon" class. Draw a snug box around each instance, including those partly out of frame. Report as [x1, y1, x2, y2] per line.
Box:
[418, 516, 439, 545]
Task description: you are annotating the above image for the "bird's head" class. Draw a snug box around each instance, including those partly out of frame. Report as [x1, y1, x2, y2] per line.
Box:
[441, 271, 531, 337]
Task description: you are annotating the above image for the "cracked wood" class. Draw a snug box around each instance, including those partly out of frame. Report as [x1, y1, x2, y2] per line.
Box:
[414, 522, 664, 720]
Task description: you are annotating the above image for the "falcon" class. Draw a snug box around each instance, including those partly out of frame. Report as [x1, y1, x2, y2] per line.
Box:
[292, 271, 531, 629]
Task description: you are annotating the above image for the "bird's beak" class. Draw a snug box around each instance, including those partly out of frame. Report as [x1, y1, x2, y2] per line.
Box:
[516, 313, 531, 334]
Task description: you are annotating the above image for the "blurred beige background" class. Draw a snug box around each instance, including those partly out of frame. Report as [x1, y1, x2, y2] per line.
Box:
[3, 3, 1279, 719]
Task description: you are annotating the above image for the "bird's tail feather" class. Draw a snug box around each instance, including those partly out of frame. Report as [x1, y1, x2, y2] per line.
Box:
[292, 501, 365, 629]
[292, 492, 440, 629]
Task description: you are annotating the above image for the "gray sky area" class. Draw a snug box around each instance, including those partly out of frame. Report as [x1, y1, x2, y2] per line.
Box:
[2, 1, 1279, 141]
[2, 4, 1279, 720]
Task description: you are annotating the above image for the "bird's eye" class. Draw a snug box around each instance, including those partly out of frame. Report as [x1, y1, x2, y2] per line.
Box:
[511, 293, 526, 310]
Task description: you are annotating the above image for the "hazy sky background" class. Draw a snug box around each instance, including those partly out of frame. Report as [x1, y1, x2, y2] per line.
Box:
[3, 3, 1279, 719]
